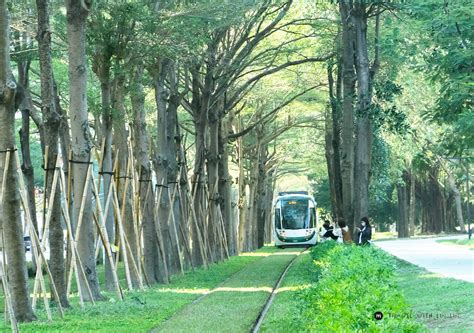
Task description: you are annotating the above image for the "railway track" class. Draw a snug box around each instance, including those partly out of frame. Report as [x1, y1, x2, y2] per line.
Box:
[151, 247, 307, 333]
[250, 247, 308, 333]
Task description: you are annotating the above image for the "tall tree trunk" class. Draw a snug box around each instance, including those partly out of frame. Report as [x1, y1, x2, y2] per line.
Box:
[408, 168, 416, 236]
[0, 1, 36, 321]
[112, 79, 140, 288]
[397, 175, 409, 238]
[219, 118, 236, 256]
[131, 65, 162, 284]
[325, 61, 344, 219]
[420, 167, 445, 234]
[17, 60, 40, 274]
[191, 68, 208, 266]
[165, 62, 183, 273]
[324, 106, 338, 219]
[247, 166, 258, 251]
[237, 129, 248, 252]
[92, 49, 116, 290]
[65, 0, 102, 301]
[338, 1, 356, 229]
[264, 169, 275, 244]
[447, 172, 465, 232]
[256, 143, 268, 249]
[176, 123, 192, 268]
[101, 84, 115, 291]
[36, 0, 69, 307]
[353, 2, 372, 232]
[153, 59, 183, 274]
[207, 109, 223, 261]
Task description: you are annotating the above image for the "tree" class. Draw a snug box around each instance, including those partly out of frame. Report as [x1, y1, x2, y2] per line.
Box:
[0, 0, 36, 322]
[65, 0, 102, 301]
[36, 0, 69, 307]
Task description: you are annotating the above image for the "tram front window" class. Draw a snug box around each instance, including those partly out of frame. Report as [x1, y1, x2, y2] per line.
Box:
[281, 199, 308, 229]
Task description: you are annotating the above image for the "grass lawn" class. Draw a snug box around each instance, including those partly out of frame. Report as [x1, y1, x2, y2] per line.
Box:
[395, 259, 474, 332]
[0, 247, 279, 332]
[259, 251, 317, 332]
[436, 238, 474, 250]
[372, 231, 397, 240]
[155, 248, 302, 333]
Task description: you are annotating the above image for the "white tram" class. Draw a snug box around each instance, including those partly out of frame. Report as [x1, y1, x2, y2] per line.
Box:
[274, 191, 318, 247]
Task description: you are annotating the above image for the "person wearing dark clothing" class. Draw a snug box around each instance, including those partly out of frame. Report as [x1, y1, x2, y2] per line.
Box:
[319, 220, 338, 242]
[356, 217, 372, 245]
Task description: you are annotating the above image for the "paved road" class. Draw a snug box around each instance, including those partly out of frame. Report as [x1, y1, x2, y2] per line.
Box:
[375, 235, 474, 283]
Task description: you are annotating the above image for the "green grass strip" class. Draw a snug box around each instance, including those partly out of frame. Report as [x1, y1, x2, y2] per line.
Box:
[436, 238, 474, 250]
[154, 248, 302, 333]
[395, 259, 474, 332]
[0, 247, 280, 332]
[259, 251, 317, 332]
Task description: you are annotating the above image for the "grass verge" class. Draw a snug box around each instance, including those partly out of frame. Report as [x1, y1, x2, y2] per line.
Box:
[259, 251, 317, 332]
[0, 247, 279, 332]
[436, 238, 474, 250]
[300, 242, 423, 332]
[395, 258, 474, 332]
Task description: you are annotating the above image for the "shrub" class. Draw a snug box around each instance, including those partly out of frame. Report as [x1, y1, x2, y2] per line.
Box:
[301, 244, 425, 332]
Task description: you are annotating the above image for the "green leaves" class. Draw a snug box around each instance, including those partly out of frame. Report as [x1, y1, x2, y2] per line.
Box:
[302, 243, 424, 332]
[403, 0, 473, 155]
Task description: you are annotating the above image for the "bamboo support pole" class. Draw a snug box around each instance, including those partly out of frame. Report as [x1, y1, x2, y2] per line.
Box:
[202, 180, 215, 263]
[109, 150, 144, 290]
[0, 151, 19, 332]
[73, 158, 93, 244]
[127, 138, 143, 284]
[209, 178, 222, 257]
[101, 152, 135, 291]
[136, 175, 153, 287]
[32, 154, 60, 308]
[187, 173, 208, 268]
[176, 183, 194, 271]
[14, 151, 64, 320]
[42, 146, 49, 238]
[90, 172, 123, 300]
[29, 176, 57, 316]
[218, 208, 230, 259]
[111, 179, 134, 290]
[1, 232, 19, 333]
[66, 149, 73, 215]
[65, 161, 95, 304]
[153, 181, 170, 283]
[166, 178, 184, 275]
[62, 163, 95, 306]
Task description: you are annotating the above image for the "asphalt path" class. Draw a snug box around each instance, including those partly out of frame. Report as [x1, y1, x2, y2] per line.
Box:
[375, 235, 474, 283]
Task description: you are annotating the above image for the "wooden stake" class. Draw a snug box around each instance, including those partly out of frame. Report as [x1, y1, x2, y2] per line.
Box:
[32, 154, 61, 309]
[166, 179, 184, 275]
[61, 163, 95, 306]
[1, 231, 19, 333]
[176, 183, 194, 271]
[90, 172, 123, 300]
[153, 181, 170, 283]
[14, 151, 64, 320]
[0, 151, 19, 332]
[127, 137, 143, 284]
[185, 177, 208, 269]
[111, 180, 134, 290]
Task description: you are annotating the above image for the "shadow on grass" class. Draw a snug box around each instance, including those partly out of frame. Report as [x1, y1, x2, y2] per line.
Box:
[0, 246, 282, 332]
[395, 258, 474, 332]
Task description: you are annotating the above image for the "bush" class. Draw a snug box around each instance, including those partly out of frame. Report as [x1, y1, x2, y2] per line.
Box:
[301, 243, 424, 332]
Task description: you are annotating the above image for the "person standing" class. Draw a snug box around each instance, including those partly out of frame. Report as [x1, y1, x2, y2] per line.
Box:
[334, 219, 352, 244]
[356, 217, 372, 245]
